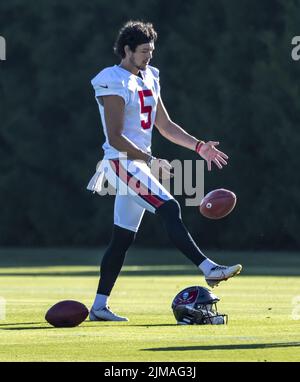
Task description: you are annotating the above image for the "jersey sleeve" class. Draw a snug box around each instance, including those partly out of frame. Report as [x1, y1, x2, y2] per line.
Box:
[91, 67, 129, 104]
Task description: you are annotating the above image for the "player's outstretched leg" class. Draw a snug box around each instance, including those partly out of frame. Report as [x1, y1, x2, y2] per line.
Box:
[156, 199, 242, 288]
[89, 225, 135, 322]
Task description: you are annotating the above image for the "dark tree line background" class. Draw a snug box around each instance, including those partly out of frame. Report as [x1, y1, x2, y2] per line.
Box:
[0, 0, 300, 250]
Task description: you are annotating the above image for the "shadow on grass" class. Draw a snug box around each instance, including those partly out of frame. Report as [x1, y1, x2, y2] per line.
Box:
[0, 248, 300, 276]
[83, 323, 176, 328]
[0, 268, 299, 277]
[0, 270, 195, 277]
[143, 342, 300, 352]
[0, 322, 177, 330]
[0, 322, 44, 326]
[0, 326, 54, 330]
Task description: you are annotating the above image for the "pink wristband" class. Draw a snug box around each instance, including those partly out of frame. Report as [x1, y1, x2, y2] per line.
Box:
[195, 141, 204, 154]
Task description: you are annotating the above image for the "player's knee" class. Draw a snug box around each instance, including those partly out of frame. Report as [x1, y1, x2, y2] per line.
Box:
[156, 199, 182, 220]
[111, 225, 136, 251]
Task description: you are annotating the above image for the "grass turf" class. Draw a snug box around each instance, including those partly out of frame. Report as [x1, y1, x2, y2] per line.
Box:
[0, 248, 299, 362]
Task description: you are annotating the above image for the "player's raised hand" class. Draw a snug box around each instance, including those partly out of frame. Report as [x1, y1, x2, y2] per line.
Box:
[151, 158, 174, 179]
[197, 141, 229, 171]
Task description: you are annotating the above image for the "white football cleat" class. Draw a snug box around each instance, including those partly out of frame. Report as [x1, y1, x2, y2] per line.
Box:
[205, 264, 242, 288]
[89, 306, 129, 322]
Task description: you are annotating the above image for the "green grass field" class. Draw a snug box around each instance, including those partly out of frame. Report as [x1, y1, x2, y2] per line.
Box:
[0, 248, 300, 362]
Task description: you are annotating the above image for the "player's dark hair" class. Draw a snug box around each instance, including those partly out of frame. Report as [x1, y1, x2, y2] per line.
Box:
[114, 20, 157, 58]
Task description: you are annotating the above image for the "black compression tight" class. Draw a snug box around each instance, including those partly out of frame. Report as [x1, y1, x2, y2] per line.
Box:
[156, 199, 207, 266]
[97, 225, 136, 296]
[97, 199, 206, 296]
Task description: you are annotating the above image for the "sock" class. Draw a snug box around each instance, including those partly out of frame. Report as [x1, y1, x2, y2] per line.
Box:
[92, 293, 108, 310]
[198, 258, 218, 276]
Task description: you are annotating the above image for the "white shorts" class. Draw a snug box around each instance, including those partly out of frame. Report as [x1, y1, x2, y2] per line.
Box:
[87, 158, 173, 232]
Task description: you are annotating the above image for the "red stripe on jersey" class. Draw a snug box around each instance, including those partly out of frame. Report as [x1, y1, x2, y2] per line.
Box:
[111, 159, 164, 209]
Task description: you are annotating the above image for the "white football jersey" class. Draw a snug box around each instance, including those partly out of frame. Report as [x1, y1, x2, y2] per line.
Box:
[91, 64, 161, 159]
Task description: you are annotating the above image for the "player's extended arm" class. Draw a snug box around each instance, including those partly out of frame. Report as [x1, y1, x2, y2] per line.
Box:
[154, 96, 229, 171]
[155, 96, 199, 151]
[100, 95, 151, 162]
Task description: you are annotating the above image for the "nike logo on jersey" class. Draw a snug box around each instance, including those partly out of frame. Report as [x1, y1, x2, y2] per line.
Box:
[100, 84, 108, 88]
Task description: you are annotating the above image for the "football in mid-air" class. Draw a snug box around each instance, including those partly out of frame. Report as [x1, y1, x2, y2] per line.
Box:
[45, 300, 89, 328]
[199, 189, 237, 220]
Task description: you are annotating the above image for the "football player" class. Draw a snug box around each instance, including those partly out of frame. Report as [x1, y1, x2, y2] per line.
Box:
[87, 20, 242, 321]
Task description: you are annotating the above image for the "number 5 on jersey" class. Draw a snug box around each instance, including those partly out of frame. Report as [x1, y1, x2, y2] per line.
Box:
[138, 89, 153, 130]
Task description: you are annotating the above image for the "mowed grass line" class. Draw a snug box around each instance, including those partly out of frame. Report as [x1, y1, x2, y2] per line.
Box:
[0, 269, 300, 361]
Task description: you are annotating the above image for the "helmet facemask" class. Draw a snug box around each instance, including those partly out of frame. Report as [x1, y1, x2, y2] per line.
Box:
[194, 302, 228, 325]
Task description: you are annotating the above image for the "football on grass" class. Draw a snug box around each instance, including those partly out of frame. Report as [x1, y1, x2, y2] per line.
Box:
[199, 188, 237, 220]
[45, 300, 89, 328]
